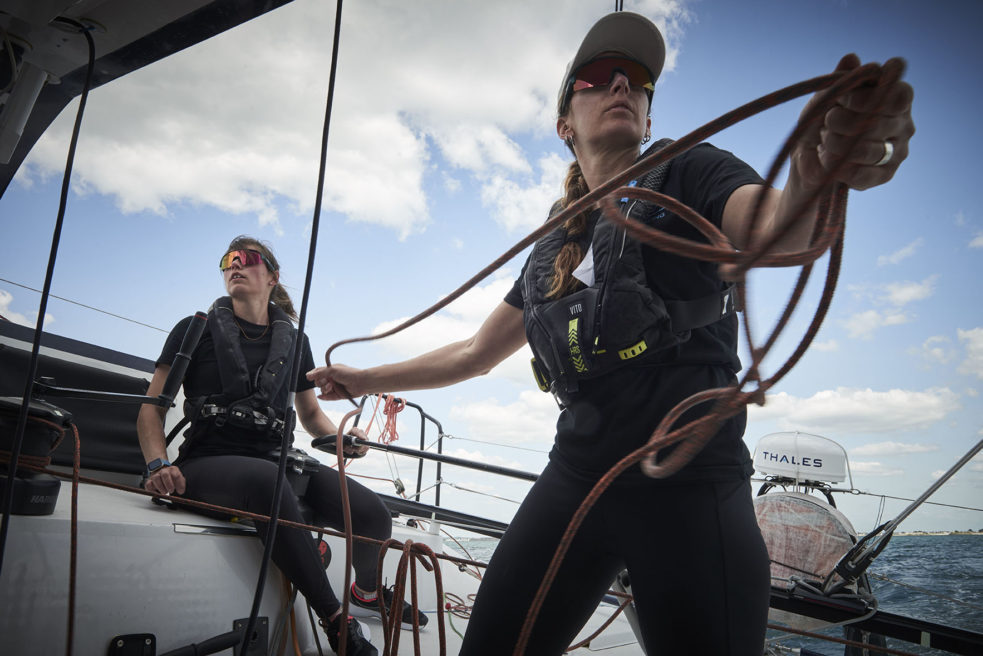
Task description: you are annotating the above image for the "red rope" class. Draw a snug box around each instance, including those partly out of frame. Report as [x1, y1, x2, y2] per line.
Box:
[379, 394, 405, 445]
[375, 538, 447, 656]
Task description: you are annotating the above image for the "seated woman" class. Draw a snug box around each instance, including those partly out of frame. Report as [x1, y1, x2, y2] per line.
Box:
[137, 235, 426, 656]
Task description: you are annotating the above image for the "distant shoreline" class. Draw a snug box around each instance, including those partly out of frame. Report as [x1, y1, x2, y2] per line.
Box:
[885, 531, 982, 536]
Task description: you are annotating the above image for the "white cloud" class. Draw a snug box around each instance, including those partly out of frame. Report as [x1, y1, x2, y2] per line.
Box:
[957, 328, 983, 380]
[449, 390, 559, 447]
[431, 124, 531, 175]
[443, 447, 529, 473]
[480, 153, 570, 233]
[970, 231, 983, 249]
[850, 441, 939, 457]
[841, 276, 938, 339]
[877, 238, 922, 266]
[443, 174, 462, 194]
[371, 274, 534, 386]
[0, 289, 53, 328]
[913, 335, 955, 365]
[882, 276, 937, 306]
[749, 386, 961, 434]
[812, 339, 839, 352]
[16, 0, 693, 240]
[843, 309, 910, 339]
[850, 461, 904, 476]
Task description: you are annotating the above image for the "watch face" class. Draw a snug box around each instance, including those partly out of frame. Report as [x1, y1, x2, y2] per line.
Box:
[147, 458, 169, 472]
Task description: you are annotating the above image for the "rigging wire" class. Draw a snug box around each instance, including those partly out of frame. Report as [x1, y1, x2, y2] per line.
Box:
[859, 491, 983, 514]
[236, 2, 344, 653]
[875, 493, 886, 527]
[442, 480, 523, 505]
[750, 478, 983, 514]
[0, 277, 169, 333]
[833, 437, 983, 588]
[439, 432, 551, 455]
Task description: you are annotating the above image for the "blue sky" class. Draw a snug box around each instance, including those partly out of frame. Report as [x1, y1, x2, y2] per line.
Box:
[1, 0, 981, 533]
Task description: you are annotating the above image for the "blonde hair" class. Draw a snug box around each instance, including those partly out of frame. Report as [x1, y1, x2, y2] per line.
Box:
[547, 160, 591, 298]
[224, 235, 298, 321]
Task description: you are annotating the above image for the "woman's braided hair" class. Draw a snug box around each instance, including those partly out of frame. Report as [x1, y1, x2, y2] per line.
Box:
[547, 160, 591, 298]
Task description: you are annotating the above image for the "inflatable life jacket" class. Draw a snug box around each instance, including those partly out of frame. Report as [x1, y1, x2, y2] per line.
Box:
[182, 296, 297, 439]
[522, 139, 736, 402]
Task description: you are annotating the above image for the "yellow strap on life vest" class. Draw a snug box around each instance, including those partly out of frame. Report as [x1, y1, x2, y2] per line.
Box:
[530, 358, 551, 392]
[568, 318, 587, 373]
[617, 339, 648, 360]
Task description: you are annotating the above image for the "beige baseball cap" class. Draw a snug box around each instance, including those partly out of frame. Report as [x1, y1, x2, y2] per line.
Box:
[557, 11, 666, 115]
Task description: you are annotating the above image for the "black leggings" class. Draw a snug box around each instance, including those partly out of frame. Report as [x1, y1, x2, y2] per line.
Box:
[180, 455, 392, 619]
[459, 462, 771, 656]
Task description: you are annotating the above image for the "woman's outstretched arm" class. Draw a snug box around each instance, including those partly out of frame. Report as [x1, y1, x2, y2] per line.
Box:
[307, 301, 526, 401]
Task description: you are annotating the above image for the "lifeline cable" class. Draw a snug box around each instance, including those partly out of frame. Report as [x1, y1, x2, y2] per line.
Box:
[765, 622, 918, 656]
[317, 56, 908, 655]
[0, 277, 169, 333]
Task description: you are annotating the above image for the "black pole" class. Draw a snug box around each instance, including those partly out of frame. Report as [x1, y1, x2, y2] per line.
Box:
[313, 434, 539, 483]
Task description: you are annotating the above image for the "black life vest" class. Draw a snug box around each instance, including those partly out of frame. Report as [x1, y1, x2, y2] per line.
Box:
[182, 296, 298, 438]
[522, 140, 736, 400]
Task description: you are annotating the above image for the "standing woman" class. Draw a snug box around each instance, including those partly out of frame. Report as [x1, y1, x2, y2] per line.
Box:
[137, 236, 425, 656]
[309, 12, 914, 656]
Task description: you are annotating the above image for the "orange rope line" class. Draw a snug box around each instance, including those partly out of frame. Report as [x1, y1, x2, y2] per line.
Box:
[379, 394, 405, 445]
[362, 392, 385, 435]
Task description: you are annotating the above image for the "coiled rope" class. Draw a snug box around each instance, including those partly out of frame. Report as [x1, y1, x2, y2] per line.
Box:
[362, 394, 406, 445]
[321, 56, 906, 655]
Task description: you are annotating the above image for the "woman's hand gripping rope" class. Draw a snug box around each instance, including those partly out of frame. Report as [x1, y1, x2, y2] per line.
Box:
[303, 55, 912, 655]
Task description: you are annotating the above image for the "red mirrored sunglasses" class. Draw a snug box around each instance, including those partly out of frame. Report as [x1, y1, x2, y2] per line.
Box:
[219, 249, 277, 272]
[562, 57, 655, 113]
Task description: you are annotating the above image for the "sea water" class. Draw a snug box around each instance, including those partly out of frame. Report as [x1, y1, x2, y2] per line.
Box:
[453, 534, 982, 655]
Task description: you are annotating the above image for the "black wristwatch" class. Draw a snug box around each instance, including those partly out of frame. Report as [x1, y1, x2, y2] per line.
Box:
[146, 457, 171, 475]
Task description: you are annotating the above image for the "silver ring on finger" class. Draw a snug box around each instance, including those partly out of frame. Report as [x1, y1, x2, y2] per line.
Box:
[875, 140, 894, 166]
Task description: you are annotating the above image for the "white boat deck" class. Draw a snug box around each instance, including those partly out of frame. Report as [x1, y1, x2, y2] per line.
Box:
[1, 479, 643, 655]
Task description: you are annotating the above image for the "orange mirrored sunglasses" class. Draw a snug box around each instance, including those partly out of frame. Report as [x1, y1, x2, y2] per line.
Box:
[219, 249, 276, 272]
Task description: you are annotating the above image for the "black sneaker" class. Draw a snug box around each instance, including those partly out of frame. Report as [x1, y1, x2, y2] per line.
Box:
[349, 584, 429, 630]
[321, 614, 377, 656]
